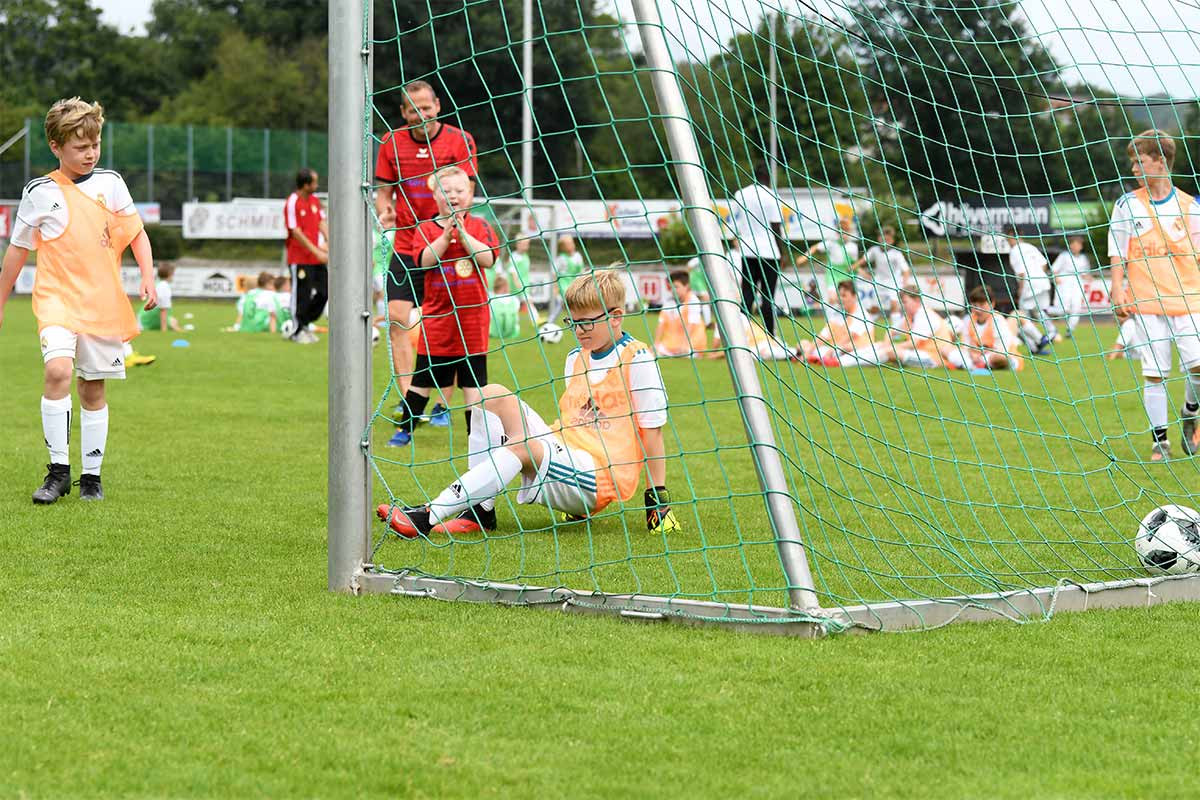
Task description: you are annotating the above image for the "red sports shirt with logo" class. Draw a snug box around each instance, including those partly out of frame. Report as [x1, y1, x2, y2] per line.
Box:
[412, 214, 499, 356]
[374, 124, 478, 256]
[283, 191, 325, 265]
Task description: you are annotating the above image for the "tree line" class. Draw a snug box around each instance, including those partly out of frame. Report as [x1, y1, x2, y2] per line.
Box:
[2, 0, 1195, 217]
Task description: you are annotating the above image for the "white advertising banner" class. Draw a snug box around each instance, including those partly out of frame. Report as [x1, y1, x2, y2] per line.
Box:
[183, 201, 286, 239]
[503, 191, 860, 241]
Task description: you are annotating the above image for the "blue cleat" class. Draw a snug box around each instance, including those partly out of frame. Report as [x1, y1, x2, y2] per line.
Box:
[427, 403, 451, 428]
[387, 430, 412, 447]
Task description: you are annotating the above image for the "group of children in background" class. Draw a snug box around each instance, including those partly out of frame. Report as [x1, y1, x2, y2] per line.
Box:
[650, 222, 1102, 374]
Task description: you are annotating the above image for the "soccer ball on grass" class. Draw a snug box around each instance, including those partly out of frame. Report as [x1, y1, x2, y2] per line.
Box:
[538, 323, 564, 345]
[1133, 504, 1200, 575]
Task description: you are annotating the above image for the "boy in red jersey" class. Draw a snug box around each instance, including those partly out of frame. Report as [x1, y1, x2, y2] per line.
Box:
[374, 80, 478, 398]
[378, 270, 679, 537]
[388, 166, 497, 446]
[0, 97, 157, 503]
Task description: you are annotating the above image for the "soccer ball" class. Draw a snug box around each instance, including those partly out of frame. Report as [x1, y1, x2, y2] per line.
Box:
[538, 322, 564, 345]
[280, 319, 297, 339]
[1134, 504, 1200, 575]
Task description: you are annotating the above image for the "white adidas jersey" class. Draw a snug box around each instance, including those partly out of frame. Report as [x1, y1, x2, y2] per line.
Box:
[9, 169, 137, 250]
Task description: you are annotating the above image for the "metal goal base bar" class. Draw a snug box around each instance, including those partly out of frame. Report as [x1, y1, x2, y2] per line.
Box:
[353, 569, 1200, 636]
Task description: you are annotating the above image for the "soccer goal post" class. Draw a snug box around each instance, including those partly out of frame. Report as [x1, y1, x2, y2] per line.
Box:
[330, 0, 1200, 634]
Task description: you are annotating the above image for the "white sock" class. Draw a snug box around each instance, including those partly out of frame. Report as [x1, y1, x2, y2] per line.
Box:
[1186, 373, 1200, 412]
[41, 395, 71, 466]
[1019, 319, 1041, 348]
[468, 410, 507, 512]
[1145, 382, 1169, 429]
[429, 447, 522, 523]
[81, 405, 109, 476]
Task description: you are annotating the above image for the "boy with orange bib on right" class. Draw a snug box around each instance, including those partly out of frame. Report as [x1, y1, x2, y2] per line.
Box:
[378, 270, 680, 537]
[1108, 130, 1200, 461]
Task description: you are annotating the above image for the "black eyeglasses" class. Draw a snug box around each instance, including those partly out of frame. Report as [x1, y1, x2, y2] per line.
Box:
[563, 307, 621, 332]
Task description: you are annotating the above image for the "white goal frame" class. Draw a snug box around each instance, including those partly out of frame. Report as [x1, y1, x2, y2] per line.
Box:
[326, 0, 1200, 635]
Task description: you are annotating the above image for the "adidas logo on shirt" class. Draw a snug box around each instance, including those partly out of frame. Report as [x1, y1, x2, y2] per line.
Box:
[111, 358, 123, 367]
[50, 202, 62, 210]
[86, 449, 103, 458]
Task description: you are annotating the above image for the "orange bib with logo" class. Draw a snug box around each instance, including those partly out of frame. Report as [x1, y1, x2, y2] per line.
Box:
[1125, 187, 1200, 316]
[33, 170, 143, 340]
[555, 341, 647, 510]
[964, 315, 1023, 371]
[654, 289, 707, 356]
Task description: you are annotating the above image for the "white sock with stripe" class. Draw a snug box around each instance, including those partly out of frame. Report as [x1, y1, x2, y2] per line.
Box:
[429, 447, 522, 524]
[1145, 381, 1169, 432]
[468, 410, 507, 512]
[41, 395, 71, 466]
[81, 405, 109, 476]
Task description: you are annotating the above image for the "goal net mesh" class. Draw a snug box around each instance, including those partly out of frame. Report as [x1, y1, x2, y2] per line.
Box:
[365, 0, 1200, 630]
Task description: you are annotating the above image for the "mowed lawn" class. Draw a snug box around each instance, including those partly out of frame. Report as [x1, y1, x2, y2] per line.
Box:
[374, 303, 1200, 617]
[2, 295, 1199, 799]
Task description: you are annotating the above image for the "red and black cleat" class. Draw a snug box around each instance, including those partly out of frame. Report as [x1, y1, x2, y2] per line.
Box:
[376, 504, 433, 539]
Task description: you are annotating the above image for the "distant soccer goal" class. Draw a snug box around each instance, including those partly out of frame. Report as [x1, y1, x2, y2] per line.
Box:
[328, 0, 1200, 635]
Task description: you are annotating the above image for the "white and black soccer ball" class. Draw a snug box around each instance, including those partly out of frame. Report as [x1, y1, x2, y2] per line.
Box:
[280, 319, 297, 339]
[538, 322, 564, 345]
[1134, 504, 1200, 575]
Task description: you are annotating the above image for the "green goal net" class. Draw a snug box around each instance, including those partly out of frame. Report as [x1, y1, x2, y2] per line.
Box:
[358, 0, 1200, 632]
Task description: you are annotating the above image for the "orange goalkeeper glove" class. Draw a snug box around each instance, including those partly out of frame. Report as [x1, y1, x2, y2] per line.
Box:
[645, 486, 680, 533]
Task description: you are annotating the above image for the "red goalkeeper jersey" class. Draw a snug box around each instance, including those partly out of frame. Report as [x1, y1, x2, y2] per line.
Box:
[412, 213, 499, 356]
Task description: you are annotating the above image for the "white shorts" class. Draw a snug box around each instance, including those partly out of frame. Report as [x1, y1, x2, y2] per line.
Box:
[512, 400, 600, 517]
[1126, 314, 1200, 378]
[39, 326, 126, 380]
[1018, 291, 1051, 313]
[898, 347, 940, 368]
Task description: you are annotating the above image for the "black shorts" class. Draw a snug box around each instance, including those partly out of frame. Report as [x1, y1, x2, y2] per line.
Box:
[387, 252, 426, 305]
[411, 353, 488, 390]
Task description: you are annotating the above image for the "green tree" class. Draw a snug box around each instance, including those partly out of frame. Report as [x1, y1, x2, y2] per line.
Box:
[849, 0, 1074, 201]
[151, 30, 328, 129]
[374, 0, 628, 198]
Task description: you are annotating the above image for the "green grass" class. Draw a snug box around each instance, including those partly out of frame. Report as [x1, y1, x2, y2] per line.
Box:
[2, 296, 1198, 798]
[373, 306, 1198, 619]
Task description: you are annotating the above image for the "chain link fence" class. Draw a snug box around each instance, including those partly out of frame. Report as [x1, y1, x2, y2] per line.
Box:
[0, 121, 329, 221]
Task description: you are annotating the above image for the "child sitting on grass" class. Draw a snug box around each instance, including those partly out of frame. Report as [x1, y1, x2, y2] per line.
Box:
[378, 270, 679, 537]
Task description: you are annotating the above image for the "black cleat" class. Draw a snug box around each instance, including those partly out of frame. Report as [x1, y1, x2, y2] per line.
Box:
[32, 463, 71, 505]
[432, 503, 498, 534]
[77, 474, 104, 501]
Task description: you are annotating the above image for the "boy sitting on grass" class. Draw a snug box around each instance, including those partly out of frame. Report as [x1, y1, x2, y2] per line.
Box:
[378, 270, 680, 536]
[138, 264, 182, 332]
[950, 285, 1023, 372]
[654, 270, 708, 357]
[797, 279, 876, 367]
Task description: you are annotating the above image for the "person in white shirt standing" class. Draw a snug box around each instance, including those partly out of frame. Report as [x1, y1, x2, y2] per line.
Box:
[1050, 235, 1092, 338]
[730, 163, 791, 336]
[853, 225, 911, 327]
[1004, 225, 1058, 354]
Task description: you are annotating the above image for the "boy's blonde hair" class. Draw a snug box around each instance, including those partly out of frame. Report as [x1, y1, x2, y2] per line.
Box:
[45, 97, 104, 146]
[565, 270, 624, 313]
[1128, 129, 1176, 169]
[426, 165, 471, 192]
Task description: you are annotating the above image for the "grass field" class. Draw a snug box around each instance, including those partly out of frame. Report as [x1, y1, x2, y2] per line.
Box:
[2, 295, 1199, 798]
[373, 302, 1200, 621]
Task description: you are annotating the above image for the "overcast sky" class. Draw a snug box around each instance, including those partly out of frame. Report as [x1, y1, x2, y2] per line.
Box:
[94, 0, 1200, 97]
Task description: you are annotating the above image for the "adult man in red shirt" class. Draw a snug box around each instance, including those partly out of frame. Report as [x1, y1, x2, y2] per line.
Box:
[284, 168, 328, 344]
[374, 80, 478, 390]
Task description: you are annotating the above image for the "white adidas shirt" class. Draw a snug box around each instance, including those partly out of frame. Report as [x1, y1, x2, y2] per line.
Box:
[9, 169, 138, 249]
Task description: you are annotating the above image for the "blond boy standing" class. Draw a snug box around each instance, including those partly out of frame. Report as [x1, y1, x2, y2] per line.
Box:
[0, 98, 157, 502]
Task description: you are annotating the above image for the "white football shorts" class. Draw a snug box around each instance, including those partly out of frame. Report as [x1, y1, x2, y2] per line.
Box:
[1125, 313, 1200, 378]
[39, 326, 126, 380]
[512, 400, 600, 517]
